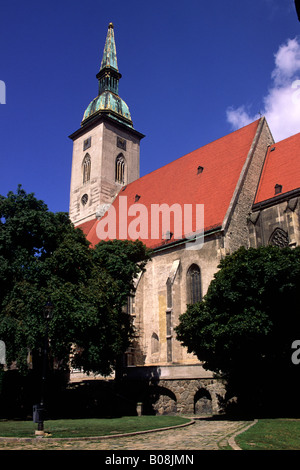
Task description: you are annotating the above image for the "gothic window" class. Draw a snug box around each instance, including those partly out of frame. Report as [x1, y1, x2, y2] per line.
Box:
[269, 227, 289, 248]
[166, 278, 172, 309]
[166, 310, 172, 362]
[115, 154, 126, 184]
[82, 154, 91, 184]
[187, 264, 202, 304]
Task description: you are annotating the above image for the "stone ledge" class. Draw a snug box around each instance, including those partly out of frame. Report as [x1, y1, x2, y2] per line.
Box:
[123, 364, 214, 380]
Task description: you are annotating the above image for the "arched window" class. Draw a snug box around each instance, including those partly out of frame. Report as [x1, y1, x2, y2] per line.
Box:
[187, 264, 202, 304]
[82, 154, 91, 184]
[115, 154, 125, 184]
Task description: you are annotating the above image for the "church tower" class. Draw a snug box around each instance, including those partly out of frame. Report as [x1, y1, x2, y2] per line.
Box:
[69, 23, 144, 226]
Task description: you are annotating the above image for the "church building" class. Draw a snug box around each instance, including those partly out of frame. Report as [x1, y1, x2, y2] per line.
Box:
[69, 24, 300, 415]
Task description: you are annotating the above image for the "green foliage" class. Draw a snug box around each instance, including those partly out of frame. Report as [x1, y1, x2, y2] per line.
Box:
[93, 239, 152, 308]
[0, 416, 190, 439]
[236, 419, 300, 450]
[175, 245, 300, 412]
[0, 186, 151, 376]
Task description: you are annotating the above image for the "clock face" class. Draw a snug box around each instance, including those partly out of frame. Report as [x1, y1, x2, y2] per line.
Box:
[0, 340, 5, 365]
[81, 194, 88, 206]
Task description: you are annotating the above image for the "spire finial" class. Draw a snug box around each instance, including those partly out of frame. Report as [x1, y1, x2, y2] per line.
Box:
[96, 23, 122, 96]
[100, 22, 118, 72]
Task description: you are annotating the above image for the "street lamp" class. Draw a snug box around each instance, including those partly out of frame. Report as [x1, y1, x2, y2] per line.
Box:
[34, 299, 53, 437]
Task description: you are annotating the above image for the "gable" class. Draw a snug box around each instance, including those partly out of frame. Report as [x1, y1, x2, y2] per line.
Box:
[254, 132, 300, 205]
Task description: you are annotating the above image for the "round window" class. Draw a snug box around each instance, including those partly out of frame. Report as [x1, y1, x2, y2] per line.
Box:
[81, 194, 88, 206]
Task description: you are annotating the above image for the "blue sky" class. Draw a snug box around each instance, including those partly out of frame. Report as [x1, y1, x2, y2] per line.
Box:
[0, 0, 299, 214]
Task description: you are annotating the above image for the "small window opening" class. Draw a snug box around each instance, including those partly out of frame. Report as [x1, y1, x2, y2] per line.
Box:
[83, 137, 91, 151]
[275, 184, 282, 195]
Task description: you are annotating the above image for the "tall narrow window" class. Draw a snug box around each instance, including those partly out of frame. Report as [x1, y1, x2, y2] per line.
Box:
[166, 278, 172, 309]
[115, 154, 125, 184]
[126, 295, 135, 315]
[166, 278, 173, 362]
[82, 154, 91, 184]
[187, 264, 202, 304]
[166, 310, 172, 362]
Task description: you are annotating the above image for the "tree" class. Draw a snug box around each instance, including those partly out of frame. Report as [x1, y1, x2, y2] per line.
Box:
[0, 186, 151, 377]
[175, 246, 300, 415]
[71, 239, 152, 374]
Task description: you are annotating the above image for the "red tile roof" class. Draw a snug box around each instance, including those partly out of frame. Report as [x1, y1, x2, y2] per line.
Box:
[254, 132, 300, 204]
[76, 218, 97, 236]
[77, 119, 261, 249]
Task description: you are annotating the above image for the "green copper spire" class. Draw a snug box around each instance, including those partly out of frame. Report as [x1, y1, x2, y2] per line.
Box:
[82, 23, 133, 128]
[100, 22, 118, 71]
[97, 22, 121, 96]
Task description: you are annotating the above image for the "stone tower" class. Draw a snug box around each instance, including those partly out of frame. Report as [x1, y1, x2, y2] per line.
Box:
[69, 23, 144, 226]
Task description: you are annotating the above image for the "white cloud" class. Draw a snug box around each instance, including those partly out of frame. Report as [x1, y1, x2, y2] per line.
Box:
[226, 38, 300, 142]
[226, 106, 259, 130]
[272, 38, 300, 85]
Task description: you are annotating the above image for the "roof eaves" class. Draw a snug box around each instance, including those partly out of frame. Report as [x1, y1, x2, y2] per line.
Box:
[252, 187, 300, 211]
[149, 224, 223, 252]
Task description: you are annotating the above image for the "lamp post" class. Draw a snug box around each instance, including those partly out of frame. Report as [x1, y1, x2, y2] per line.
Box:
[34, 299, 53, 437]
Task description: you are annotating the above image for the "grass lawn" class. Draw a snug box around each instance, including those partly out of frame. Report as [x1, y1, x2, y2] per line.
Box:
[0, 415, 190, 439]
[236, 418, 300, 450]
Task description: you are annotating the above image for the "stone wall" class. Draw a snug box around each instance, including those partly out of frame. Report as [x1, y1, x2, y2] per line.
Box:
[122, 365, 226, 416]
[131, 234, 224, 368]
[151, 378, 226, 416]
[69, 118, 142, 226]
[248, 195, 300, 248]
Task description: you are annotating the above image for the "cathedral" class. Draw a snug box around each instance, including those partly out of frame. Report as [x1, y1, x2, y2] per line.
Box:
[69, 24, 300, 415]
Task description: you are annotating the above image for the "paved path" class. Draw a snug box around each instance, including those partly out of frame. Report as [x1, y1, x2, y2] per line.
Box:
[0, 418, 254, 450]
